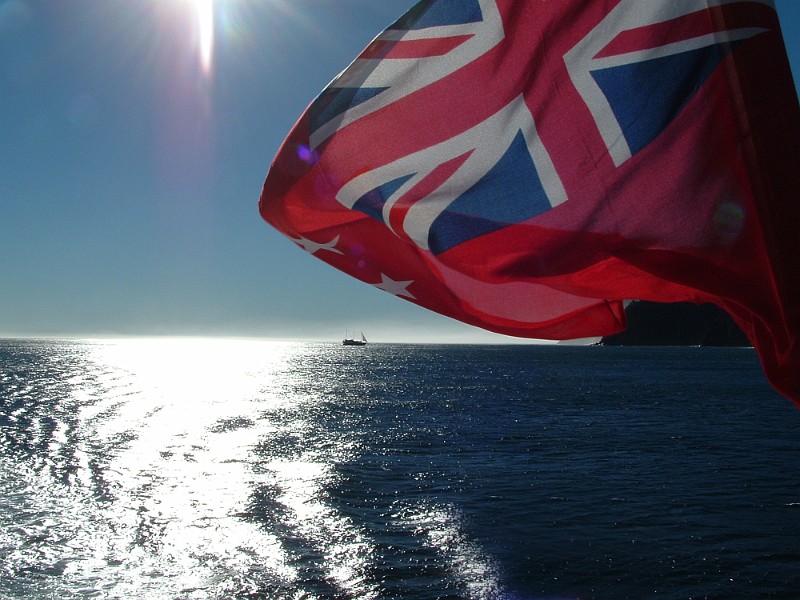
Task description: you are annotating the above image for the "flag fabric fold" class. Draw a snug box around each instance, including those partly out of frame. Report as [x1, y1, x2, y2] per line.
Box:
[260, 0, 800, 405]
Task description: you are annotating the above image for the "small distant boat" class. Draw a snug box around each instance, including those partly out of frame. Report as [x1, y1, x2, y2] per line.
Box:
[343, 331, 367, 346]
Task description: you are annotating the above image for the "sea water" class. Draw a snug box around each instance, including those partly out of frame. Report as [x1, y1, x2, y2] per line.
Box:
[0, 339, 798, 599]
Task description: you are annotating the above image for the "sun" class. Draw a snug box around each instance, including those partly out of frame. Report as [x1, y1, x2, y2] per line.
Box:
[199, 0, 214, 74]
[190, 0, 214, 75]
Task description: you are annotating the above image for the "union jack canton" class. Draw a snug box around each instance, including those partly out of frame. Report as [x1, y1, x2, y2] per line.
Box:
[303, 0, 770, 254]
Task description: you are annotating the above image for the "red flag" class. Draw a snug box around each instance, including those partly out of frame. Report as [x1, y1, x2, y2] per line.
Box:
[259, 0, 800, 405]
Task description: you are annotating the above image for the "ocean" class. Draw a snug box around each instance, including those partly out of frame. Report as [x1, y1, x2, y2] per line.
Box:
[0, 339, 798, 599]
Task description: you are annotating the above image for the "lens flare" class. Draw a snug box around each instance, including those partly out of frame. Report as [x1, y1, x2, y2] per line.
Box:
[196, 0, 214, 75]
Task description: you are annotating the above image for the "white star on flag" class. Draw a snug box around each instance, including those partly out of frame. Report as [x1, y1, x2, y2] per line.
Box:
[291, 235, 343, 255]
[372, 274, 416, 299]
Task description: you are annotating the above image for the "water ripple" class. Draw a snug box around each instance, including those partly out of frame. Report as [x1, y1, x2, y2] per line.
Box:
[1, 341, 798, 599]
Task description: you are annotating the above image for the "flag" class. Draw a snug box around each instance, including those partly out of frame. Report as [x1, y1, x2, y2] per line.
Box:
[259, 0, 800, 405]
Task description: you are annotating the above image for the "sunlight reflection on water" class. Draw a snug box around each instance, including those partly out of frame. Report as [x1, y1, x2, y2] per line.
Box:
[6, 341, 798, 598]
[73, 340, 305, 595]
[1, 338, 385, 598]
[0, 338, 543, 600]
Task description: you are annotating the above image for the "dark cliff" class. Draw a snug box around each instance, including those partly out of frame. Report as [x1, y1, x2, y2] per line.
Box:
[601, 301, 751, 347]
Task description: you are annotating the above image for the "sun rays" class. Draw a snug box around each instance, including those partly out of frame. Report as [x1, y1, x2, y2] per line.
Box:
[194, 0, 214, 76]
[167, 0, 216, 77]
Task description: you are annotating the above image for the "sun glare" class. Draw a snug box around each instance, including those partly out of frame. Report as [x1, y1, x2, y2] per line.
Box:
[197, 0, 214, 74]
[191, 0, 214, 75]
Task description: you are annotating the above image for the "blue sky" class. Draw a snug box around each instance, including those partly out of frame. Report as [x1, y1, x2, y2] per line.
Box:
[1, 0, 798, 342]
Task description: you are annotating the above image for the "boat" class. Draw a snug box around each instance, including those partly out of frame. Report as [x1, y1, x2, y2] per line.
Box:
[342, 331, 367, 346]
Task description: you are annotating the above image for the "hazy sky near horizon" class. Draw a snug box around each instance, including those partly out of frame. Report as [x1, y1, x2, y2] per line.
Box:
[2, 0, 799, 342]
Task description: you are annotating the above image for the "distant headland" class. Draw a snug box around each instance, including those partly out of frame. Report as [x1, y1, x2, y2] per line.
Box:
[601, 301, 751, 347]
